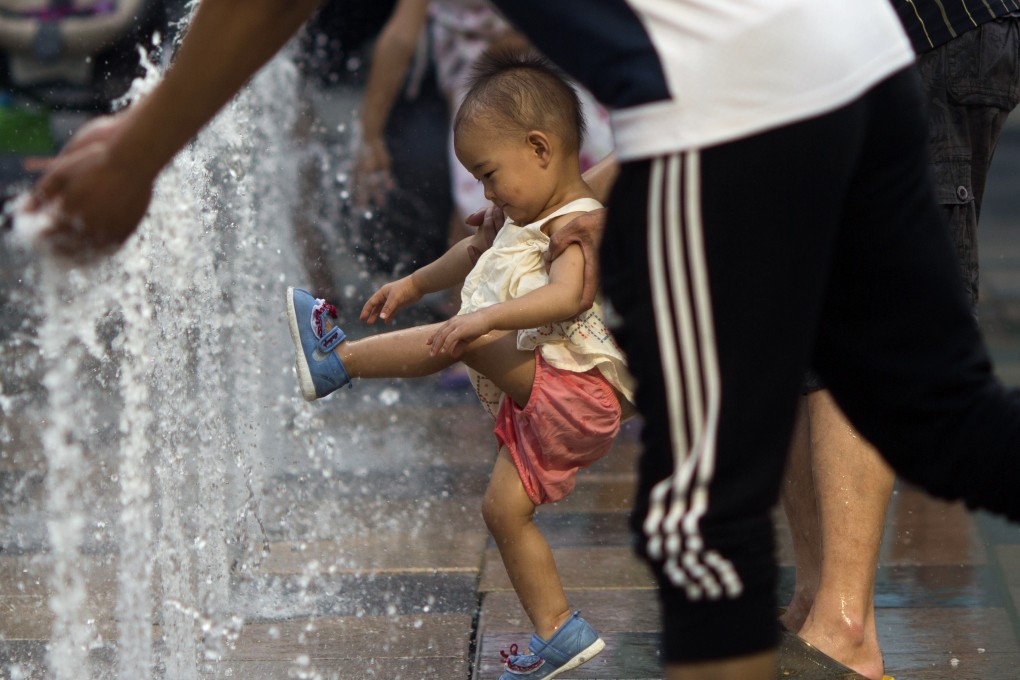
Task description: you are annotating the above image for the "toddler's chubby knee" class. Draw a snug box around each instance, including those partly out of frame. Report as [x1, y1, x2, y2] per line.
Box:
[481, 491, 502, 532]
[481, 487, 536, 536]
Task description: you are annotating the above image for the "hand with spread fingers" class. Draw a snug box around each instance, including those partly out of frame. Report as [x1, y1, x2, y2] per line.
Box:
[27, 113, 155, 260]
[360, 274, 426, 325]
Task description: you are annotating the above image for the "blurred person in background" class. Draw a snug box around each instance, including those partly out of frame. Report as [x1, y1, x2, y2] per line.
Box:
[292, 0, 454, 304]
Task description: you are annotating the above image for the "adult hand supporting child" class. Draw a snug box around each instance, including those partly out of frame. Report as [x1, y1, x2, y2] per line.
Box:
[464, 203, 605, 311]
[464, 204, 504, 264]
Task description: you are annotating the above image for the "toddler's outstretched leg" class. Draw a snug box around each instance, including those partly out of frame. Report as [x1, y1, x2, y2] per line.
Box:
[287, 287, 465, 400]
[287, 287, 538, 403]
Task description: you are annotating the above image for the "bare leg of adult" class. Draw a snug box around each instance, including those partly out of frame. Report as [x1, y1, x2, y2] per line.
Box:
[795, 389, 893, 680]
[779, 397, 820, 633]
[483, 449, 572, 639]
[663, 649, 777, 680]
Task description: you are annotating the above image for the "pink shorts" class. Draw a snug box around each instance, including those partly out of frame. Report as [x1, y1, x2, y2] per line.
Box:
[494, 353, 621, 505]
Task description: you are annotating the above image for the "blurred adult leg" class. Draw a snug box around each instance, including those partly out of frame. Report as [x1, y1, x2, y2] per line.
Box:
[781, 21, 1020, 680]
[605, 66, 1020, 680]
[602, 93, 877, 680]
[812, 70, 1020, 518]
[781, 391, 893, 680]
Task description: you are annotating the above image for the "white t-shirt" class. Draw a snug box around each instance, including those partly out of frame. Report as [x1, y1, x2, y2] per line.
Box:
[492, 0, 915, 159]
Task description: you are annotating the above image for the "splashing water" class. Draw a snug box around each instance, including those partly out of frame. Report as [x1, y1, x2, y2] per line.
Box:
[0, 22, 317, 680]
[0, 4, 479, 677]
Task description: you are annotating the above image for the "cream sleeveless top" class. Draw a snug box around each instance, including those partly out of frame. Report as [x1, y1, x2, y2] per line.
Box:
[459, 197, 636, 417]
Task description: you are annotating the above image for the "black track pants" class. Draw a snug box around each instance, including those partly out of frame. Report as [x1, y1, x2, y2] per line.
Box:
[600, 67, 1020, 663]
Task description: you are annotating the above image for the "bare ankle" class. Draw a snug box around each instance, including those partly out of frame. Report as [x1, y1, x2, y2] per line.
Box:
[799, 616, 883, 680]
[536, 609, 573, 641]
[781, 588, 816, 633]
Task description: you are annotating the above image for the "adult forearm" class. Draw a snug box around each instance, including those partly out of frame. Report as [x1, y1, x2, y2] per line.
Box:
[582, 153, 619, 204]
[116, 0, 323, 178]
[360, 28, 419, 140]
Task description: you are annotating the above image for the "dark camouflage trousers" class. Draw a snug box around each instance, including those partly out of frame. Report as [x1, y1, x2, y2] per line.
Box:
[916, 16, 1020, 310]
[805, 17, 1020, 392]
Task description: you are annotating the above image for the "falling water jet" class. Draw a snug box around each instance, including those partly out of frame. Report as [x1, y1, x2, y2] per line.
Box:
[3, 17, 312, 680]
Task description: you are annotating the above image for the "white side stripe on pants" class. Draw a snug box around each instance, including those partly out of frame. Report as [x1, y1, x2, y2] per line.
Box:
[643, 152, 743, 600]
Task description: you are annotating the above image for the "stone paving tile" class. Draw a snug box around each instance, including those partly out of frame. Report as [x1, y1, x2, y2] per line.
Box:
[548, 478, 638, 515]
[258, 520, 487, 574]
[204, 613, 474, 680]
[879, 607, 1020, 679]
[0, 555, 120, 642]
[237, 571, 481, 619]
[529, 511, 634, 549]
[478, 546, 656, 593]
[0, 640, 117, 680]
[880, 488, 988, 566]
[0, 596, 53, 639]
[202, 657, 470, 680]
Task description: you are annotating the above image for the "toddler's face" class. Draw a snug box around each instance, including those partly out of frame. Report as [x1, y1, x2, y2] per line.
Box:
[454, 123, 552, 225]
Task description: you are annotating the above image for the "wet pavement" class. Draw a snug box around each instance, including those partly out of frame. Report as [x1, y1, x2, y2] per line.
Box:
[215, 116, 1020, 679]
[3, 110, 1020, 680]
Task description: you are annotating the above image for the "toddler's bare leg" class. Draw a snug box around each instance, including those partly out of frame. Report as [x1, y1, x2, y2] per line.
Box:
[338, 324, 456, 379]
[339, 325, 537, 406]
[483, 449, 572, 640]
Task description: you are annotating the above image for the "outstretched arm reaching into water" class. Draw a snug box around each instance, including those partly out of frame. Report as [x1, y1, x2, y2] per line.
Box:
[28, 0, 323, 259]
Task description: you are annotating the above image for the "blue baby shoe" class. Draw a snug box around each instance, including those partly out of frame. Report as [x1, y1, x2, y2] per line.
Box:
[498, 612, 604, 679]
[286, 287, 351, 401]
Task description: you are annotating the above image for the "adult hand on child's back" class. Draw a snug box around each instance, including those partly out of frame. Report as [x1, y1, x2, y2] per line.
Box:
[464, 204, 504, 264]
[360, 274, 424, 324]
[545, 208, 606, 310]
[28, 113, 154, 261]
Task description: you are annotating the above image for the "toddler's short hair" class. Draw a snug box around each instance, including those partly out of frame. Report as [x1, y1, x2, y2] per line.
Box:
[454, 48, 587, 153]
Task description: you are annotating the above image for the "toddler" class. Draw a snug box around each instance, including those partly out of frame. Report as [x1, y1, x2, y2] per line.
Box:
[287, 48, 633, 679]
